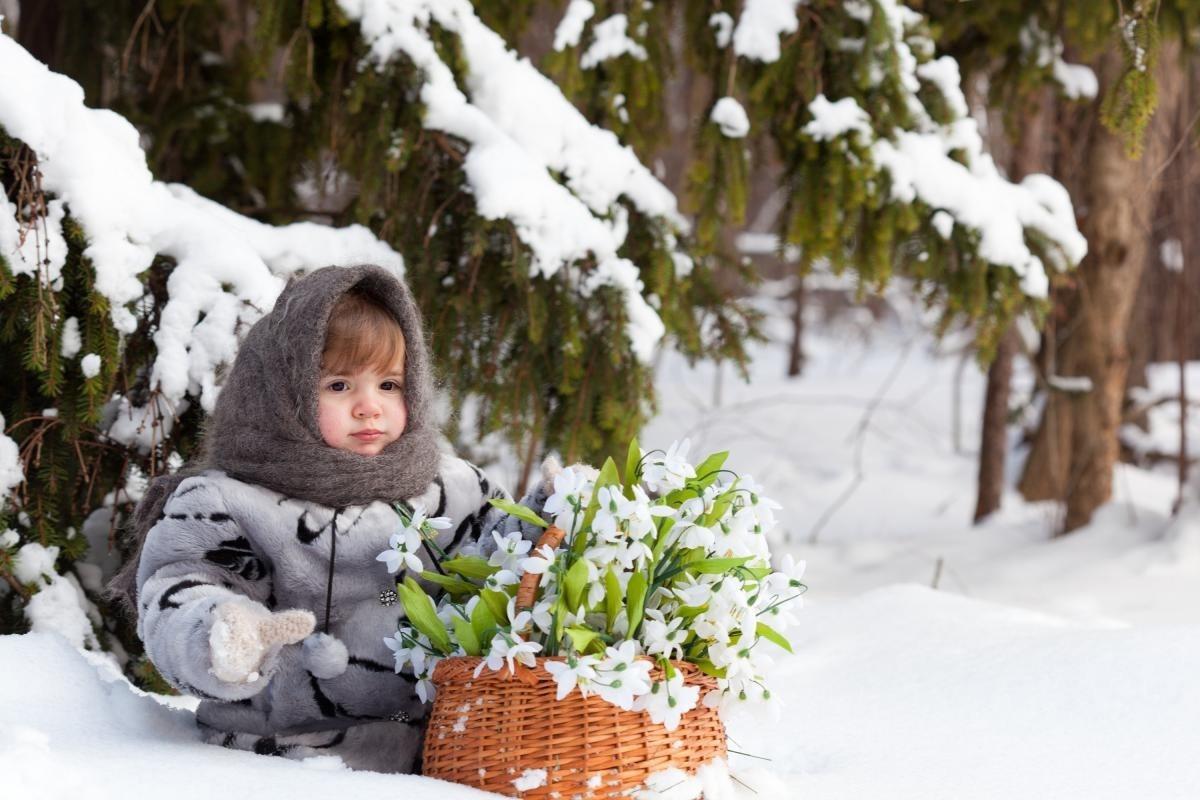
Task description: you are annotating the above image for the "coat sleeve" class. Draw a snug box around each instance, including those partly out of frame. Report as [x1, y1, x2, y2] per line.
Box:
[135, 474, 278, 701]
[421, 456, 512, 558]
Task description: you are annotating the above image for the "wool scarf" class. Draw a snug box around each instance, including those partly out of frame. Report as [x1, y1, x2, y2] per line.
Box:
[110, 264, 442, 615]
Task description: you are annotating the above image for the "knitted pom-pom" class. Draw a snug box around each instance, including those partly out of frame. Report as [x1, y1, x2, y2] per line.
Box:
[302, 633, 349, 679]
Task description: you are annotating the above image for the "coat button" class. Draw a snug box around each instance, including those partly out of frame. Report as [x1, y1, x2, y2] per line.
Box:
[379, 588, 398, 606]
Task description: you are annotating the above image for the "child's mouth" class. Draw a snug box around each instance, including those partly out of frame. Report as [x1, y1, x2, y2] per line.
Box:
[352, 430, 383, 441]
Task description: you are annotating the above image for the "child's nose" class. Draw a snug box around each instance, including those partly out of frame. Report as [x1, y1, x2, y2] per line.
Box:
[353, 393, 382, 418]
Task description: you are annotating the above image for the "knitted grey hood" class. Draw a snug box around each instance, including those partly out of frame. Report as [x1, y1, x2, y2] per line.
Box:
[109, 264, 442, 614]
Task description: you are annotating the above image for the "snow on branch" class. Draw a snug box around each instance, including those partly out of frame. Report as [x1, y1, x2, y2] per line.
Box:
[340, 0, 677, 361]
[802, 0, 1087, 298]
[0, 32, 402, 428]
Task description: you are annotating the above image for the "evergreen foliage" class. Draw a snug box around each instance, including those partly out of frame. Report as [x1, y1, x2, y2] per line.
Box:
[0, 0, 1086, 672]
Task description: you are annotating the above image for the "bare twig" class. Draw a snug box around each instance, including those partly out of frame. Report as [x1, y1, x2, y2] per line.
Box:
[808, 339, 914, 545]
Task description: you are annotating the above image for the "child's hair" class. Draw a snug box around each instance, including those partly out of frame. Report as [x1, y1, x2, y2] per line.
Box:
[322, 288, 407, 375]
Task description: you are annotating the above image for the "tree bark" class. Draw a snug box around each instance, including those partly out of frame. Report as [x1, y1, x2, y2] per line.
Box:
[786, 277, 805, 377]
[974, 327, 1018, 522]
[1018, 46, 1184, 532]
[973, 87, 1054, 522]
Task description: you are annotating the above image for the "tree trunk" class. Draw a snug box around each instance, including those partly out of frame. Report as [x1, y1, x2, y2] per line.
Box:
[973, 87, 1054, 521]
[974, 327, 1018, 521]
[1018, 46, 1183, 532]
[786, 276, 805, 377]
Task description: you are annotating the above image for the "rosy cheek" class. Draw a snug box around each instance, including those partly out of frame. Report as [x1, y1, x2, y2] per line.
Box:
[317, 396, 341, 447]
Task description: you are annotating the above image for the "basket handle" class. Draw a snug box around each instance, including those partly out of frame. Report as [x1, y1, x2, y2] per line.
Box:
[515, 525, 565, 611]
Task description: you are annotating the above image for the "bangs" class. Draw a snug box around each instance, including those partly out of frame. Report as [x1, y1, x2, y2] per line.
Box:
[322, 289, 407, 376]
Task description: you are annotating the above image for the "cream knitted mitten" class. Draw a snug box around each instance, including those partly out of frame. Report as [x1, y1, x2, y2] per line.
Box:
[209, 600, 315, 684]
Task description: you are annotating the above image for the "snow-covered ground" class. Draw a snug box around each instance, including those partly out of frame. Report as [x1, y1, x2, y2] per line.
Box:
[4, 285, 1200, 798]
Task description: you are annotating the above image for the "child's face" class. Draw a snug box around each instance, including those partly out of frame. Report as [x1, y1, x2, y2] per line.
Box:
[317, 364, 408, 456]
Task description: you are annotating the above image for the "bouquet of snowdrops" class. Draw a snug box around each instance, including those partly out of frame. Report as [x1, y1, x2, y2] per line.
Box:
[377, 439, 806, 730]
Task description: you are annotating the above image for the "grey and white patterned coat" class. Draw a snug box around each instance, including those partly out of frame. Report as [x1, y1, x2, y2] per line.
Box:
[135, 452, 510, 772]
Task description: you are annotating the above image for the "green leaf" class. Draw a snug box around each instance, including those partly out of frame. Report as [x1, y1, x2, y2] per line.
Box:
[563, 557, 589, 611]
[624, 437, 641, 498]
[564, 625, 602, 654]
[488, 498, 549, 529]
[604, 567, 622, 631]
[442, 556, 499, 580]
[470, 596, 499, 644]
[693, 451, 729, 488]
[756, 621, 794, 653]
[685, 556, 754, 575]
[651, 517, 676, 560]
[480, 589, 511, 626]
[626, 572, 648, 636]
[453, 614, 481, 655]
[579, 457, 622, 550]
[397, 577, 452, 653]
[691, 658, 727, 679]
[419, 570, 479, 597]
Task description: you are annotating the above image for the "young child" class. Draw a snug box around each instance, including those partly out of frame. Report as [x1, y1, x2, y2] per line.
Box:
[110, 264, 542, 773]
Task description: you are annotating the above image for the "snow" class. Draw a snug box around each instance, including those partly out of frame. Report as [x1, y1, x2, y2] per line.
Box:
[13, 542, 58, 586]
[59, 316, 81, 358]
[710, 97, 751, 139]
[802, 95, 872, 142]
[1053, 60, 1099, 100]
[1122, 362, 1200, 461]
[553, 0, 594, 51]
[511, 768, 548, 791]
[709, 13, 734, 49]
[8, 290, 1200, 797]
[0, 411, 22, 501]
[80, 353, 101, 378]
[0, 31, 405, 425]
[341, 0, 679, 361]
[1048, 374, 1094, 394]
[1161, 237, 1184, 272]
[797, 4, 1088, 300]
[245, 102, 285, 124]
[580, 14, 647, 69]
[732, 0, 800, 63]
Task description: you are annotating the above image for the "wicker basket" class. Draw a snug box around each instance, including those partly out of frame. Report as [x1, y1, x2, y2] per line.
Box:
[421, 656, 726, 798]
[420, 527, 727, 797]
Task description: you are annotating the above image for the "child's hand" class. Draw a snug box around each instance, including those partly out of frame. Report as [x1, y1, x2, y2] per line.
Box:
[209, 599, 315, 684]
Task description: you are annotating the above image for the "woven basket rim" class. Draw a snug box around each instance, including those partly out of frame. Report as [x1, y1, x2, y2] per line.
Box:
[431, 654, 720, 688]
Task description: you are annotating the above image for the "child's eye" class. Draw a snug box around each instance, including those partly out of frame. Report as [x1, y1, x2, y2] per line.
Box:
[381, 380, 403, 392]
[327, 380, 348, 392]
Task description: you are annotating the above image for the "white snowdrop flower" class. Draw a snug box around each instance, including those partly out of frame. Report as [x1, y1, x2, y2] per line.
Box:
[484, 569, 520, 591]
[476, 632, 542, 677]
[672, 575, 714, 608]
[383, 632, 427, 676]
[677, 521, 716, 550]
[414, 656, 441, 703]
[544, 653, 599, 700]
[408, 505, 452, 537]
[632, 671, 700, 731]
[531, 598, 555, 633]
[641, 439, 696, 493]
[0, 529, 18, 550]
[488, 530, 532, 572]
[80, 353, 102, 378]
[542, 467, 592, 533]
[376, 526, 424, 574]
[641, 610, 687, 661]
[595, 641, 652, 710]
[520, 544, 557, 575]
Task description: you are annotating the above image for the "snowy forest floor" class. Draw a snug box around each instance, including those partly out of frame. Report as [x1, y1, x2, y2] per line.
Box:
[4, 283, 1200, 798]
